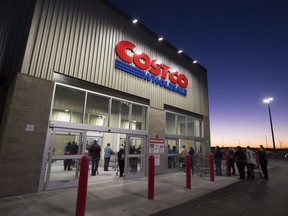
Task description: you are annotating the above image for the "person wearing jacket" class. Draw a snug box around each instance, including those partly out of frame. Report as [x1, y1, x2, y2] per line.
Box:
[89, 140, 101, 176]
[104, 143, 115, 171]
[117, 146, 125, 177]
[257, 145, 269, 179]
[246, 146, 257, 179]
[234, 146, 246, 180]
[213, 146, 223, 176]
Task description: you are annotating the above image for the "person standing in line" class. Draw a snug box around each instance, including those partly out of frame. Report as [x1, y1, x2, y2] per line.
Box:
[228, 147, 236, 175]
[179, 145, 187, 169]
[234, 146, 247, 180]
[258, 145, 269, 179]
[117, 146, 125, 177]
[64, 142, 72, 171]
[189, 147, 195, 174]
[246, 146, 257, 179]
[104, 143, 114, 171]
[89, 140, 101, 176]
[213, 146, 222, 176]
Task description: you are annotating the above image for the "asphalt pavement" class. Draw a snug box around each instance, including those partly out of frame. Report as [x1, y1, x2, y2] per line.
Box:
[151, 159, 288, 216]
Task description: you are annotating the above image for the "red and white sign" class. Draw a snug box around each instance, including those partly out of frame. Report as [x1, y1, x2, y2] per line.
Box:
[116, 40, 189, 88]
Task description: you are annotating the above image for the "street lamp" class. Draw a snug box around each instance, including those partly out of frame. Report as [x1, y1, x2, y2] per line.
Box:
[265, 133, 268, 148]
[263, 97, 276, 154]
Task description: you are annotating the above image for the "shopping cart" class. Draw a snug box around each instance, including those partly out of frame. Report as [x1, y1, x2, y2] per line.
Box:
[193, 153, 210, 177]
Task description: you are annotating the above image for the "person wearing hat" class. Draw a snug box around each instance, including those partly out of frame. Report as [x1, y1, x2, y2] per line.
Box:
[89, 140, 101, 176]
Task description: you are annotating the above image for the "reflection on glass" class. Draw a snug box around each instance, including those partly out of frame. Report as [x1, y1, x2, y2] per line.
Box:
[187, 117, 195, 136]
[51, 84, 148, 131]
[177, 115, 186, 135]
[131, 104, 147, 130]
[53, 132, 83, 156]
[194, 119, 201, 137]
[48, 159, 79, 181]
[51, 85, 85, 123]
[167, 139, 177, 154]
[127, 157, 143, 174]
[166, 112, 176, 134]
[128, 137, 143, 154]
[85, 93, 109, 126]
[167, 156, 179, 169]
[110, 100, 130, 129]
[166, 112, 202, 137]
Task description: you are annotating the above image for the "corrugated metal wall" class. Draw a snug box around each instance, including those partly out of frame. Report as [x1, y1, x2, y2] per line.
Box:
[21, 0, 209, 116]
[0, 0, 36, 86]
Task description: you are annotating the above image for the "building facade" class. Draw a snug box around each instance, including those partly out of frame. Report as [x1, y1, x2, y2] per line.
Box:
[0, 0, 210, 197]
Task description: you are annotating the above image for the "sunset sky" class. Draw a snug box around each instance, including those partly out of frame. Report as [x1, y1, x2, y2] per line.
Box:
[111, 0, 288, 148]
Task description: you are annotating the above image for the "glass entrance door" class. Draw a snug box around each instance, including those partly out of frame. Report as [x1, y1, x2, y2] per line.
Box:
[124, 135, 146, 179]
[166, 138, 179, 173]
[44, 129, 86, 190]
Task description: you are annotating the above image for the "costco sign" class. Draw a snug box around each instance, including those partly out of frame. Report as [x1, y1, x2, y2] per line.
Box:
[115, 40, 188, 96]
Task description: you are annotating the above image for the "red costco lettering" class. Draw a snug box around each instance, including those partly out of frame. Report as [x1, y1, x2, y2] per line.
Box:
[115, 40, 188, 88]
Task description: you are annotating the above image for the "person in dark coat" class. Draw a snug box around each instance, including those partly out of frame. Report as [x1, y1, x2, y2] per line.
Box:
[213, 146, 223, 176]
[234, 146, 247, 179]
[189, 147, 195, 174]
[89, 140, 101, 176]
[258, 145, 269, 179]
[117, 146, 125, 177]
[64, 142, 73, 171]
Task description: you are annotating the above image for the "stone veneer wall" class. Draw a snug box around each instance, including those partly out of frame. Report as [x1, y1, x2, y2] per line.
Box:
[0, 73, 53, 197]
[148, 108, 165, 175]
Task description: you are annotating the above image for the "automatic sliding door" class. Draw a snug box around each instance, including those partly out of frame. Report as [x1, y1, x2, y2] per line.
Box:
[44, 129, 86, 190]
[166, 138, 179, 173]
[124, 135, 146, 179]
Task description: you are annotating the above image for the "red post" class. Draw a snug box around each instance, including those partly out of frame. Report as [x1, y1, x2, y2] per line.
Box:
[209, 153, 214, 182]
[75, 155, 89, 216]
[226, 152, 231, 176]
[148, 155, 155, 200]
[186, 154, 191, 189]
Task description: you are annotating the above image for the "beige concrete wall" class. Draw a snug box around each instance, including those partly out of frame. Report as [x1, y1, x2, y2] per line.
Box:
[0, 73, 53, 197]
[148, 108, 166, 175]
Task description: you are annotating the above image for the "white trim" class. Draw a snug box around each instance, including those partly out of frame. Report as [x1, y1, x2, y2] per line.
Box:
[49, 121, 148, 136]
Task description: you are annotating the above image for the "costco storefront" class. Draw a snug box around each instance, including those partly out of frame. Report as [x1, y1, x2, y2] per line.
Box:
[0, 0, 210, 197]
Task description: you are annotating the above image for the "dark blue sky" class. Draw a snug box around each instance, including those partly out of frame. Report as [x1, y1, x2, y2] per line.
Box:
[110, 0, 288, 148]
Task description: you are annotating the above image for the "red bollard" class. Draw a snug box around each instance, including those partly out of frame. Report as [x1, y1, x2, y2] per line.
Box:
[209, 153, 214, 182]
[226, 152, 231, 176]
[75, 155, 89, 216]
[148, 155, 155, 200]
[186, 154, 191, 189]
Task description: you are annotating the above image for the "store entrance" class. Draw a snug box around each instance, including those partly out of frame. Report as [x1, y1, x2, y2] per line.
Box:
[41, 128, 147, 191]
[124, 135, 146, 179]
[44, 129, 86, 190]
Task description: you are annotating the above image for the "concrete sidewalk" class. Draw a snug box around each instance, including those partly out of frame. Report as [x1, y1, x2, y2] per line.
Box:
[0, 172, 239, 216]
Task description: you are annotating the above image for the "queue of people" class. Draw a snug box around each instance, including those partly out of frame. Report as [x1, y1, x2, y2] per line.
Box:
[88, 142, 126, 177]
[227, 145, 269, 180]
[63, 141, 79, 171]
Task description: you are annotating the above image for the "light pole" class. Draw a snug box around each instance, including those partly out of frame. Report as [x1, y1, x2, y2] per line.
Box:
[263, 97, 276, 154]
[265, 133, 268, 148]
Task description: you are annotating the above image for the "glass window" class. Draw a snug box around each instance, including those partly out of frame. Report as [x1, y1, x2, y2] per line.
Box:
[110, 99, 130, 129]
[177, 115, 186, 135]
[131, 104, 147, 130]
[85, 93, 109, 126]
[166, 112, 176, 134]
[51, 85, 85, 123]
[187, 117, 195, 136]
[194, 119, 201, 137]
[166, 112, 202, 137]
